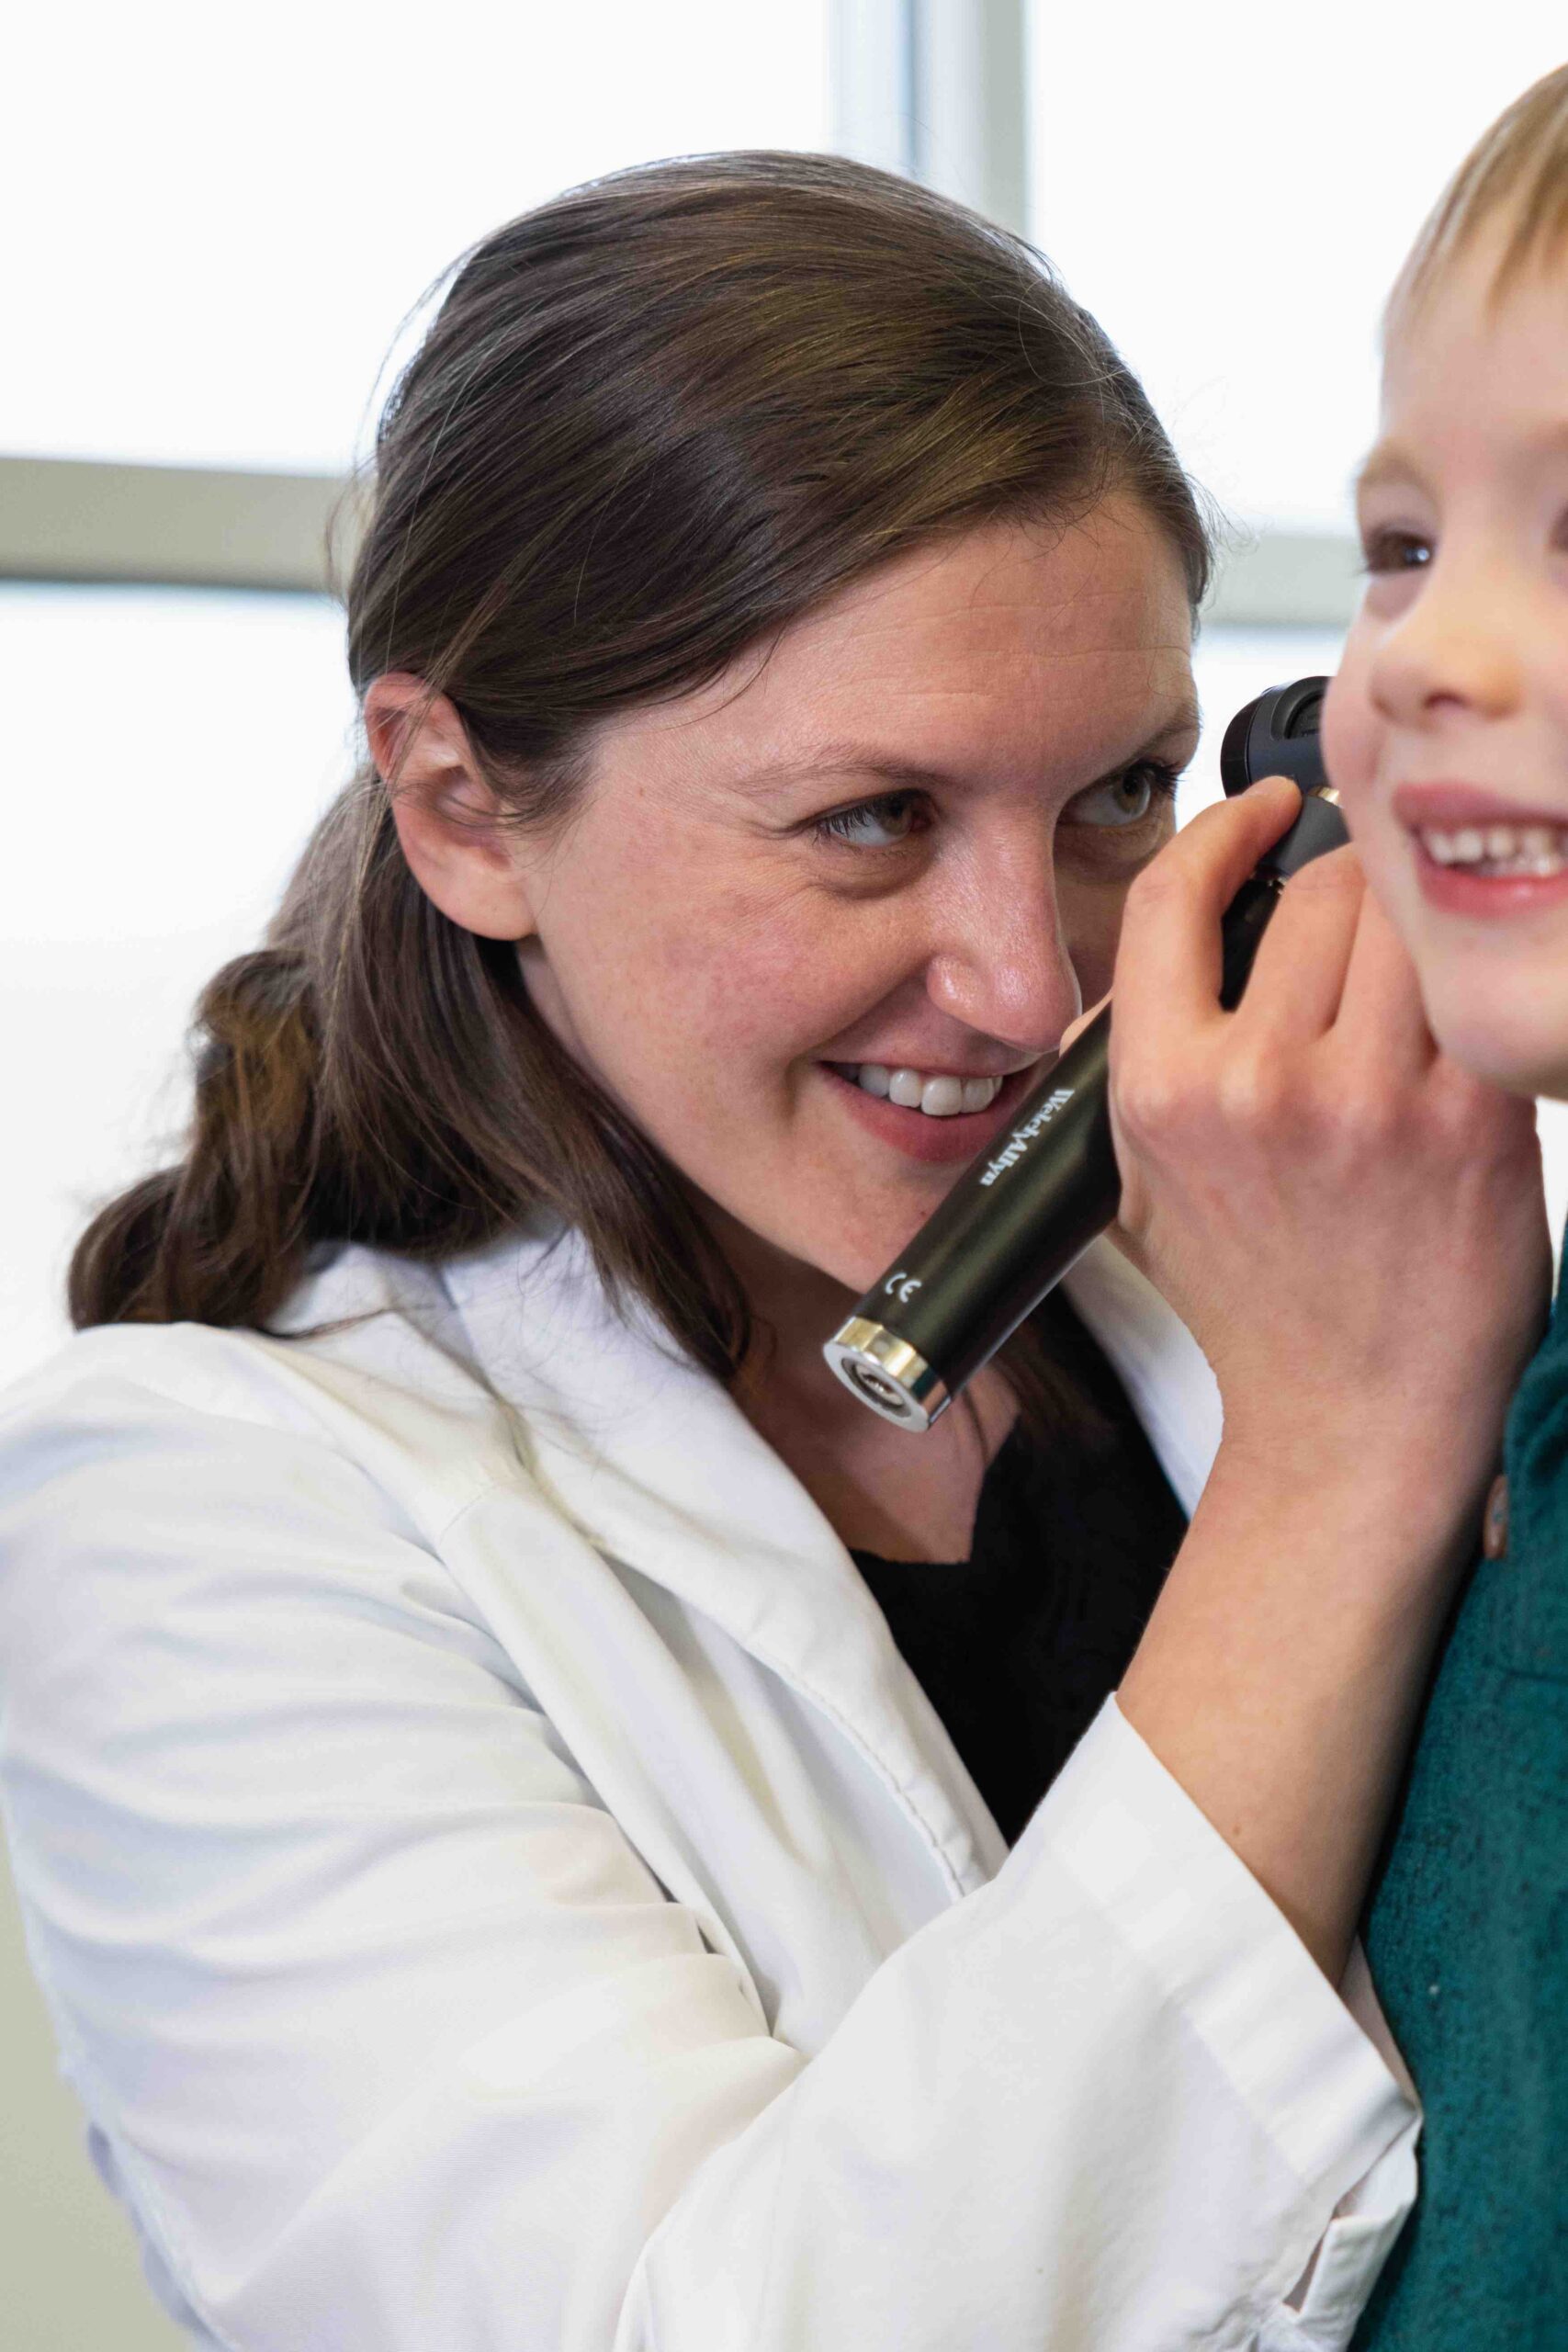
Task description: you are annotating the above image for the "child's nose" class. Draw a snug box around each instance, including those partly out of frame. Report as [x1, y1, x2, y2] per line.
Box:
[1369, 557, 1522, 729]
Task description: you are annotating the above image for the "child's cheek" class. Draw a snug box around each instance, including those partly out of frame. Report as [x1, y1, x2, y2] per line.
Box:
[1321, 642, 1392, 857]
[1321, 649, 1420, 946]
[1322, 649, 1376, 809]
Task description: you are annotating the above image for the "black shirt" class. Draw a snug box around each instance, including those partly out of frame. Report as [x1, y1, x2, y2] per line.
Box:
[851, 1296, 1188, 1845]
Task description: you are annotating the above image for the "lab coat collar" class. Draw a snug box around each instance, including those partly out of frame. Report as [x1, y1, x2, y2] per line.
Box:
[439, 1219, 1007, 1888]
[440, 1219, 880, 1677]
[436, 1217, 1221, 1894]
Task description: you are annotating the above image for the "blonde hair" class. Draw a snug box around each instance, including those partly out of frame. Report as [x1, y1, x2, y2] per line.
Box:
[1390, 63, 1568, 328]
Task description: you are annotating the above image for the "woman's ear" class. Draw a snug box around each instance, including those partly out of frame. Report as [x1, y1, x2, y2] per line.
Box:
[364, 673, 538, 941]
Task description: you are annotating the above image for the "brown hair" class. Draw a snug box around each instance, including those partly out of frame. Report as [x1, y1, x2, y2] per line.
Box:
[71, 151, 1211, 1419]
[1390, 63, 1568, 328]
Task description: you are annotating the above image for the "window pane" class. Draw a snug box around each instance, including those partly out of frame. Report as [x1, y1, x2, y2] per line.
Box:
[4, 1, 830, 473]
[0, 584, 353, 1385]
[1028, 6, 1568, 531]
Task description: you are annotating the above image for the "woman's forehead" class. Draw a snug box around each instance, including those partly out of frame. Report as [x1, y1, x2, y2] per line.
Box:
[634, 506, 1195, 765]
[786, 503, 1189, 659]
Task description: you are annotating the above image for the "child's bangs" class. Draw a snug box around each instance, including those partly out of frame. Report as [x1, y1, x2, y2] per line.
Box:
[1389, 64, 1568, 333]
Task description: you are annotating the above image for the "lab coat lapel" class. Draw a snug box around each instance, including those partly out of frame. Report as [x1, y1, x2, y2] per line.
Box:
[437, 1221, 1224, 1904]
[439, 1223, 1008, 1896]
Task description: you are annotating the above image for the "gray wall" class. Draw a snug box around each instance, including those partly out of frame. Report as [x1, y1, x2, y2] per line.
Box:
[2, 1848, 187, 2350]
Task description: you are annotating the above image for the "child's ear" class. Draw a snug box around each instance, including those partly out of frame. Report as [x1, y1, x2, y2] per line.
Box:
[365, 673, 538, 941]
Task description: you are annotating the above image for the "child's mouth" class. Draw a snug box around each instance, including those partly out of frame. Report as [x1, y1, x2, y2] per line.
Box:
[1393, 785, 1568, 917]
[1409, 820, 1568, 917]
[1416, 820, 1568, 881]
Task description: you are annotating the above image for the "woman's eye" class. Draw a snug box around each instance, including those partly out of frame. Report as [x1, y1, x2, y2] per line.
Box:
[1065, 761, 1179, 831]
[813, 791, 922, 847]
[1360, 526, 1433, 575]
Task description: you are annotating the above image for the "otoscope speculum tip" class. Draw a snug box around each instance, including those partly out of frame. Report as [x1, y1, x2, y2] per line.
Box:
[823, 1318, 950, 1431]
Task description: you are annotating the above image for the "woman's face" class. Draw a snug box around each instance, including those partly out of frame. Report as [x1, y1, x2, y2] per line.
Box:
[477, 503, 1193, 1294]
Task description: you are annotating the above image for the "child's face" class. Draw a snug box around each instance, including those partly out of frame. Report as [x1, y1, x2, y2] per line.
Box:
[1325, 230, 1568, 1099]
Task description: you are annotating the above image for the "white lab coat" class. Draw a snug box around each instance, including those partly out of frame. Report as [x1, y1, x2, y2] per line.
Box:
[0, 1218, 1416, 2351]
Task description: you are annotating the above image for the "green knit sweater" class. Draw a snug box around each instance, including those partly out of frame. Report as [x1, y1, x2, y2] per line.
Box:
[1355, 1250, 1568, 2345]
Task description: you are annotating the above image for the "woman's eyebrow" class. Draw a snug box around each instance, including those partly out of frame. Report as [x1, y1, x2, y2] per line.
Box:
[728, 746, 954, 797]
[1141, 695, 1201, 749]
[1085, 697, 1201, 775]
[732, 701, 1201, 799]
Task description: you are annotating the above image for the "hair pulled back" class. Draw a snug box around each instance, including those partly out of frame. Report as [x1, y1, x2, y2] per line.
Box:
[71, 151, 1213, 1390]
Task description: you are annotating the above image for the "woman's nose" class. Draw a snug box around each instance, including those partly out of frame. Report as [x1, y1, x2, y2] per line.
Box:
[1368, 548, 1522, 730]
[921, 860, 1081, 1052]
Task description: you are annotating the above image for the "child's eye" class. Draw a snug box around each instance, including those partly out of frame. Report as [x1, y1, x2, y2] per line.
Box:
[813, 791, 923, 847]
[1063, 761, 1181, 830]
[1360, 526, 1433, 574]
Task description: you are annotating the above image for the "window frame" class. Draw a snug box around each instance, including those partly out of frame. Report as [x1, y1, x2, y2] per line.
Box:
[0, 1, 1355, 633]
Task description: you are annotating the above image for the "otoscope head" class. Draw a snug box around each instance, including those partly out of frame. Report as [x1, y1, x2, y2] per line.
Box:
[1220, 676, 1330, 800]
[1219, 677, 1344, 882]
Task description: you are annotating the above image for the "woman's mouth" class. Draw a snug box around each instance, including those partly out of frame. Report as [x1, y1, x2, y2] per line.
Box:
[819, 1058, 1042, 1164]
[843, 1062, 1008, 1116]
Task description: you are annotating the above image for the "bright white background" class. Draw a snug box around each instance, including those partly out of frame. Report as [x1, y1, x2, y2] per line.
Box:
[2, 10, 1566, 2349]
[0, 0, 833, 474]
[1029, 6, 1568, 533]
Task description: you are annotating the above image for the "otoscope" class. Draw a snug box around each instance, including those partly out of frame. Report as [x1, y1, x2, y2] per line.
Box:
[824, 678, 1347, 1430]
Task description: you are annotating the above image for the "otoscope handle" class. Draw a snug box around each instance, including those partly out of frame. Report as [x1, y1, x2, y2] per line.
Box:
[824, 680, 1348, 1431]
[1218, 792, 1350, 1007]
[823, 1012, 1120, 1428]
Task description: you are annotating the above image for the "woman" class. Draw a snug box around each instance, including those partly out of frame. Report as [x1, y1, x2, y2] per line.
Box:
[0, 153, 1546, 2349]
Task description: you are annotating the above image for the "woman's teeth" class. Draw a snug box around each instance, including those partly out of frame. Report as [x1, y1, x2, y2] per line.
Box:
[1420, 822, 1568, 878]
[852, 1064, 1003, 1117]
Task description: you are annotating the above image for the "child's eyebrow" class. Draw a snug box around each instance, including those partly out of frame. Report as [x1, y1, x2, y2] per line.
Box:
[1353, 442, 1422, 500]
[1359, 421, 1568, 503]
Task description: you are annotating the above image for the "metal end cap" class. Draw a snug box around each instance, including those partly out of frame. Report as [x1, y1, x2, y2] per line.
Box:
[822, 1317, 949, 1432]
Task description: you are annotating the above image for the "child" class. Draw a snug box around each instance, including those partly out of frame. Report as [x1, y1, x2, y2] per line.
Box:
[1322, 63, 1568, 2347]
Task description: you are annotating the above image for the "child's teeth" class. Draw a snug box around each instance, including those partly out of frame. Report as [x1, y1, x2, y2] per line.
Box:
[852, 1066, 1003, 1115]
[1421, 821, 1568, 876]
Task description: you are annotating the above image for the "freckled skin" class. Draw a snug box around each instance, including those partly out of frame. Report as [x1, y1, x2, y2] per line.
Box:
[513, 501, 1198, 1295]
[1325, 235, 1568, 1102]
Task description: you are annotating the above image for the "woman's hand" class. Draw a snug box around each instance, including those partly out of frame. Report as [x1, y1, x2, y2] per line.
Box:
[1101, 776, 1551, 1975]
[1110, 774, 1548, 1555]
